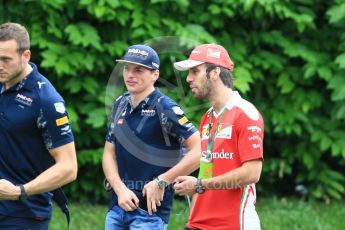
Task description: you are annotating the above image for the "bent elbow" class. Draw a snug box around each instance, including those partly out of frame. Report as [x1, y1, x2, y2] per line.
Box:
[64, 163, 78, 184]
[251, 173, 261, 184]
[70, 165, 78, 182]
[70, 167, 78, 182]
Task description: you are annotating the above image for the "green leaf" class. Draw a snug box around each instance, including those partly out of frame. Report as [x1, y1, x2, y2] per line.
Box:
[327, 180, 345, 193]
[208, 4, 221, 15]
[335, 105, 345, 120]
[292, 124, 302, 136]
[303, 153, 314, 169]
[83, 77, 99, 94]
[311, 185, 323, 198]
[106, 0, 120, 8]
[131, 28, 146, 38]
[327, 75, 345, 101]
[94, 5, 106, 18]
[41, 50, 57, 68]
[304, 64, 316, 79]
[317, 66, 332, 80]
[67, 105, 79, 131]
[41, 0, 65, 10]
[331, 143, 341, 156]
[65, 78, 82, 94]
[223, 7, 234, 17]
[326, 187, 342, 200]
[117, 11, 130, 26]
[233, 67, 253, 93]
[277, 73, 294, 94]
[335, 53, 345, 69]
[320, 136, 332, 151]
[85, 108, 106, 128]
[327, 3, 345, 24]
[65, 23, 101, 50]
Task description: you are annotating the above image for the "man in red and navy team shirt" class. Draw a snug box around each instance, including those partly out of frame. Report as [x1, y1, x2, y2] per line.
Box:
[0, 22, 77, 229]
[174, 44, 264, 230]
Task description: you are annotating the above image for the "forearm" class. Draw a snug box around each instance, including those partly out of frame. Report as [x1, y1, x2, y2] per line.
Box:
[203, 160, 262, 190]
[160, 151, 199, 184]
[24, 160, 76, 196]
[0, 142, 77, 199]
[102, 141, 126, 194]
[160, 132, 201, 184]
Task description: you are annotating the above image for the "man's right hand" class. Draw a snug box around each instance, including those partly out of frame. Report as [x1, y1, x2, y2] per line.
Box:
[115, 185, 140, 212]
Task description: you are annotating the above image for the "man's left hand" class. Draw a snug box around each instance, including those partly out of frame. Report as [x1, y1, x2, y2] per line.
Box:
[174, 176, 197, 196]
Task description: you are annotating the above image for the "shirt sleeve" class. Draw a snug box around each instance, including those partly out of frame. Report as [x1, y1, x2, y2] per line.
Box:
[39, 96, 74, 149]
[105, 99, 118, 143]
[158, 99, 198, 144]
[237, 112, 264, 163]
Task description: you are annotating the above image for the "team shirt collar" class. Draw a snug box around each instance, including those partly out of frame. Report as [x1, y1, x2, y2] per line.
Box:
[127, 87, 161, 109]
[209, 91, 241, 118]
[0, 62, 39, 93]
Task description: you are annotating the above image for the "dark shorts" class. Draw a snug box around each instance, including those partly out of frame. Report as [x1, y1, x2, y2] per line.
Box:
[0, 215, 50, 230]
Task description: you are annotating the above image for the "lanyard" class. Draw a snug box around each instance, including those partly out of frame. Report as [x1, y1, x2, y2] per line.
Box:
[205, 108, 227, 160]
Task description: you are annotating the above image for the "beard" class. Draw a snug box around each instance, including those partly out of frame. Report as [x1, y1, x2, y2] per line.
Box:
[195, 78, 212, 100]
[195, 73, 212, 100]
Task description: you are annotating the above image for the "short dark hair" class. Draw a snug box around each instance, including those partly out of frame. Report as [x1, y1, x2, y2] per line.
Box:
[205, 63, 234, 89]
[0, 22, 30, 54]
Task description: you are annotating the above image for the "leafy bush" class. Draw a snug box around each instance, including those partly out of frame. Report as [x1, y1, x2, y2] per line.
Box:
[1, 0, 344, 201]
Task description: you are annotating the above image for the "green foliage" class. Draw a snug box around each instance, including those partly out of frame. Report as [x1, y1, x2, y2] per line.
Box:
[1, 0, 345, 201]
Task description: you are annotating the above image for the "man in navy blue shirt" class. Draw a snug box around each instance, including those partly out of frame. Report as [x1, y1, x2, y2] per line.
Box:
[103, 44, 201, 229]
[0, 22, 77, 229]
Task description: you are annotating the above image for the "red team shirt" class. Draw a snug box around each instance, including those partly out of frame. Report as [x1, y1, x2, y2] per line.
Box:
[187, 92, 264, 230]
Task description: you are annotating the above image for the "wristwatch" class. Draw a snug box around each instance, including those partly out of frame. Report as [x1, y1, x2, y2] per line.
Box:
[18, 184, 28, 201]
[195, 178, 206, 194]
[156, 176, 168, 189]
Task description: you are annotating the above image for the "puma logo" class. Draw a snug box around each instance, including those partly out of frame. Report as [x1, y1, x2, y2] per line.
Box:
[37, 81, 46, 88]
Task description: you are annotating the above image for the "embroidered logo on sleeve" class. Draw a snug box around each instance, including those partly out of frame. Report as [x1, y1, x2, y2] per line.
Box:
[172, 106, 184, 115]
[178, 116, 188, 125]
[56, 116, 69, 126]
[54, 102, 66, 114]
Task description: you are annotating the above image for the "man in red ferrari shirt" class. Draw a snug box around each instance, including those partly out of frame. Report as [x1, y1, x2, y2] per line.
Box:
[173, 44, 264, 230]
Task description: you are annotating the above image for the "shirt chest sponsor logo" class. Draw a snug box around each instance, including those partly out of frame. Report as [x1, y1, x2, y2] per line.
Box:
[201, 123, 232, 140]
[15, 93, 33, 106]
[201, 149, 234, 160]
[216, 126, 232, 139]
[201, 124, 210, 140]
[141, 109, 155, 116]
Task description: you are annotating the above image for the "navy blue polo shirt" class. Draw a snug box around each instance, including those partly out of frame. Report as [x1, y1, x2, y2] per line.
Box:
[105, 88, 197, 223]
[0, 62, 74, 219]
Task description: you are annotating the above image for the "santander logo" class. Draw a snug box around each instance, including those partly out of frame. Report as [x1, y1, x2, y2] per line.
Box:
[201, 148, 234, 160]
